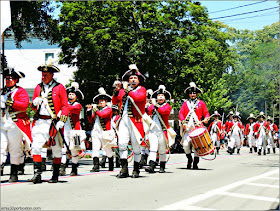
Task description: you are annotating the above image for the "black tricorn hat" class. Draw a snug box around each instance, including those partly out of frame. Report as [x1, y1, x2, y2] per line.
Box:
[151, 85, 171, 100]
[93, 87, 112, 104]
[66, 82, 84, 100]
[122, 64, 146, 82]
[4, 67, 25, 79]
[184, 82, 203, 94]
[37, 57, 60, 73]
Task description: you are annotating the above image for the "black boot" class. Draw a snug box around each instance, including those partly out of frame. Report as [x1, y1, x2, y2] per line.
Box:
[27, 162, 42, 184]
[48, 163, 60, 183]
[145, 160, 156, 173]
[144, 154, 148, 166]
[8, 164, 19, 182]
[90, 157, 100, 172]
[116, 159, 129, 178]
[267, 148, 270, 154]
[258, 149, 261, 155]
[228, 147, 233, 155]
[237, 149, 240, 155]
[273, 148, 276, 154]
[65, 158, 70, 168]
[42, 158, 47, 172]
[249, 148, 252, 153]
[108, 157, 114, 171]
[59, 163, 66, 176]
[139, 154, 145, 169]
[132, 161, 140, 178]
[115, 156, 121, 168]
[70, 163, 78, 176]
[193, 157, 199, 169]
[186, 154, 193, 169]
[100, 155, 107, 168]
[263, 149, 266, 155]
[216, 147, 220, 155]
[18, 163, 25, 175]
[0, 163, 5, 176]
[232, 147, 235, 154]
[159, 162, 166, 173]
[254, 147, 258, 153]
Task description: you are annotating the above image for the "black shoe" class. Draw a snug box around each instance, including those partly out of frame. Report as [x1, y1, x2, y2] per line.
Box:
[48, 163, 60, 183]
[258, 149, 261, 155]
[273, 148, 276, 154]
[159, 162, 166, 173]
[115, 156, 121, 168]
[108, 157, 114, 171]
[254, 147, 258, 153]
[70, 163, 78, 176]
[132, 161, 140, 178]
[145, 160, 156, 173]
[48, 176, 58, 183]
[193, 157, 199, 169]
[237, 149, 240, 154]
[249, 148, 253, 153]
[18, 163, 25, 175]
[8, 164, 19, 183]
[59, 164, 66, 176]
[100, 155, 107, 168]
[131, 170, 140, 178]
[267, 148, 270, 154]
[1, 163, 5, 176]
[186, 154, 193, 169]
[116, 159, 129, 178]
[42, 158, 47, 172]
[139, 154, 145, 169]
[263, 150, 266, 155]
[90, 157, 100, 172]
[27, 173, 42, 184]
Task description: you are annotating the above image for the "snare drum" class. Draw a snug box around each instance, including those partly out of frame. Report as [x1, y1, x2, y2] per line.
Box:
[189, 127, 214, 156]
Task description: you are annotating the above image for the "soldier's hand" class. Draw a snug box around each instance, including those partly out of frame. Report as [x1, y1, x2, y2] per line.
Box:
[1, 95, 7, 109]
[56, 121, 65, 130]
[151, 98, 156, 105]
[183, 124, 188, 131]
[122, 81, 128, 89]
[32, 97, 43, 106]
[86, 104, 93, 111]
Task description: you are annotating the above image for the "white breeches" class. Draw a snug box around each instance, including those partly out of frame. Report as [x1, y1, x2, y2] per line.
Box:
[257, 135, 267, 149]
[211, 133, 220, 147]
[118, 116, 141, 162]
[61, 133, 79, 164]
[182, 132, 198, 157]
[248, 135, 257, 148]
[91, 129, 113, 159]
[228, 135, 241, 149]
[1, 120, 23, 165]
[31, 119, 62, 158]
[148, 124, 167, 162]
[267, 133, 275, 148]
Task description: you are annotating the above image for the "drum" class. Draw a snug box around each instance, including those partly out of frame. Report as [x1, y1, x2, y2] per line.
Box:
[189, 127, 214, 156]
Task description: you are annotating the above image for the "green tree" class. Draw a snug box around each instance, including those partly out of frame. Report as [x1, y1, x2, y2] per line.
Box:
[58, 1, 235, 107]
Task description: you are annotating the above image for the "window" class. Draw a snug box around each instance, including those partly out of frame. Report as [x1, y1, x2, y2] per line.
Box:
[45, 53, 54, 64]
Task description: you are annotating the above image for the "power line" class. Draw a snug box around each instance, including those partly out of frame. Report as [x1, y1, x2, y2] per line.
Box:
[209, 0, 268, 14]
[212, 7, 278, 20]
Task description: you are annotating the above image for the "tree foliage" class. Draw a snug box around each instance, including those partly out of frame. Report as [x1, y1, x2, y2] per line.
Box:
[58, 1, 235, 107]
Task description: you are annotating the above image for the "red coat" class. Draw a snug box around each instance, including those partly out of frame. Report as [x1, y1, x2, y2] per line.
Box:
[254, 121, 270, 138]
[270, 123, 278, 133]
[7, 86, 32, 141]
[32, 82, 69, 121]
[208, 120, 222, 138]
[179, 100, 210, 122]
[68, 102, 82, 130]
[147, 103, 171, 129]
[88, 106, 112, 131]
[226, 121, 244, 133]
[245, 123, 255, 136]
[223, 120, 232, 131]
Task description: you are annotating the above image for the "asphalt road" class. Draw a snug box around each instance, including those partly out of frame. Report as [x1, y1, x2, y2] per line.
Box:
[1, 147, 279, 210]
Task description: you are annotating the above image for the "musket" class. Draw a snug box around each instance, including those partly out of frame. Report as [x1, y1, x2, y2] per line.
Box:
[265, 101, 268, 134]
[236, 104, 238, 113]
[273, 103, 276, 124]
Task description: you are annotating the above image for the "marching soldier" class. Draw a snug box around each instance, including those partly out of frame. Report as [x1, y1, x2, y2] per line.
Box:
[145, 85, 172, 173]
[1, 68, 32, 182]
[223, 111, 234, 151]
[226, 112, 244, 155]
[111, 105, 121, 168]
[28, 57, 69, 184]
[179, 82, 210, 169]
[266, 116, 278, 154]
[112, 64, 147, 178]
[245, 114, 257, 153]
[254, 112, 270, 155]
[208, 111, 222, 154]
[87, 87, 115, 172]
[59, 82, 86, 176]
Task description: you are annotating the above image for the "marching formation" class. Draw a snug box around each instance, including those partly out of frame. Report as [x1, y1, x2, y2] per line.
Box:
[1, 61, 279, 183]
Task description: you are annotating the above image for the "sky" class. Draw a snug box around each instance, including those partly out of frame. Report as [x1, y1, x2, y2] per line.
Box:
[200, 0, 279, 31]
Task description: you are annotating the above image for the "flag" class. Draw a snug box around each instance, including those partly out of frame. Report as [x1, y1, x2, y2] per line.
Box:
[1, 0, 11, 35]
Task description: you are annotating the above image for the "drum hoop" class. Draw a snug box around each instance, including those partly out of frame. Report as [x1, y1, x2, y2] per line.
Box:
[189, 127, 207, 138]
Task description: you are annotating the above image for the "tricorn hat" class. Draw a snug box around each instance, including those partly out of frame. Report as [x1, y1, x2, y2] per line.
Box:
[266, 116, 272, 121]
[184, 82, 203, 94]
[246, 113, 256, 120]
[4, 67, 25, 79]
[93, 87, 112, 104]
[151, 85, 171, 100]
[37, 56, 60, 73]
[256, 111, 265, 119]
[111, 105, 119, 111]
[122, 64, 146, 82]
[66, 82, 84, 100]
[233, 112, 241, 120]
[211, 111, 220, 117]
[226, 111, 234, 118]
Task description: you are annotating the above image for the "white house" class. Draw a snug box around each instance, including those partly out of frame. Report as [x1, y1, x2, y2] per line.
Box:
[1, 37, 77, 100]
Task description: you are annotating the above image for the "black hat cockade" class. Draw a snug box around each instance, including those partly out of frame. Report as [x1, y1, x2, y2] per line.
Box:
[37, 56, 60, 73]
[184, 82, 203, 94]
[151, 85, 171, 100]
[122, 64, 146, 82]
[4, 67, 25, 79]
[93, 87, 112, 104]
